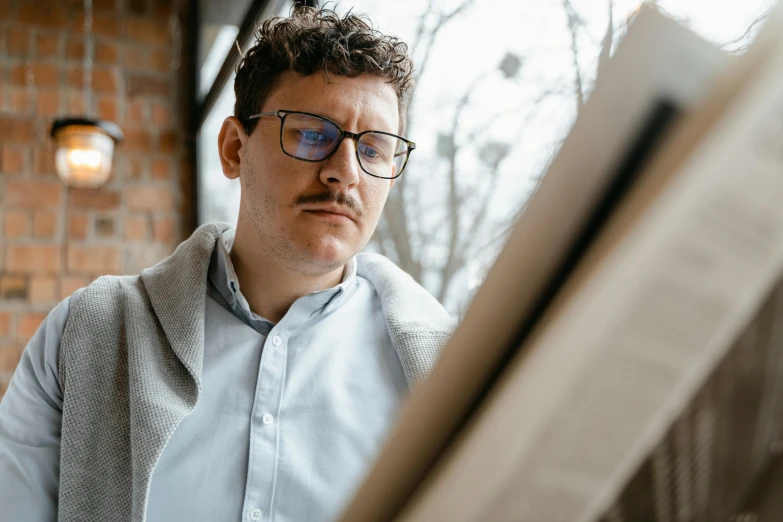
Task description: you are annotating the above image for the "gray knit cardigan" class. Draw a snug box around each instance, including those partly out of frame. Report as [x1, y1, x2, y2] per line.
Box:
[56, 222, 454, 522]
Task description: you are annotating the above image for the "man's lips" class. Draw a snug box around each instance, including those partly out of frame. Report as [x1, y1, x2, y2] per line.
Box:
[302, 206, 356, 223]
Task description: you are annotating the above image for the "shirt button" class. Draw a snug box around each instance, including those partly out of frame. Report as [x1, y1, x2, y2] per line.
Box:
[262, 413, 274, 425]
[272, 335, 282, 346]
[248, 507, 262, 521]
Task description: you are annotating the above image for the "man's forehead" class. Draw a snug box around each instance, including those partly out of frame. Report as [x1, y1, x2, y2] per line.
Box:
[263, 71, 399, 132]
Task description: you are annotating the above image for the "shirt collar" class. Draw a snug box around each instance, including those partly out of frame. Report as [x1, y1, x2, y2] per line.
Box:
[208, 229, 357, 320]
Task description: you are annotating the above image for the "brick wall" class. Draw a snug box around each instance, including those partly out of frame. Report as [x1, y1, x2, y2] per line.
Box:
[0, 0, 196, 399]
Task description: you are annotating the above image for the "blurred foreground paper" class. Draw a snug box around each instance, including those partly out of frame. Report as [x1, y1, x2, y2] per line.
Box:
[341, 4, 783, 522]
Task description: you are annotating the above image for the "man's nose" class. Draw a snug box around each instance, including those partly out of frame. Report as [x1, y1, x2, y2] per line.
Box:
[319, 137, 362, 188]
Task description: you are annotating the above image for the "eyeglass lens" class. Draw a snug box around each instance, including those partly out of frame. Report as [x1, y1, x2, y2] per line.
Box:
[281, 113, 407, 178]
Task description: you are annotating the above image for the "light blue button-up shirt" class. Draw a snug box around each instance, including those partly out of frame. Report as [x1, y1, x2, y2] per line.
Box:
[0, 230, 410, 522]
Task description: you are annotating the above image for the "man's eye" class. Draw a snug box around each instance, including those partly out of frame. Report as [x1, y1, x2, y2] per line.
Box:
[300, 130, 325, 142]
[359, 144, 382, 160]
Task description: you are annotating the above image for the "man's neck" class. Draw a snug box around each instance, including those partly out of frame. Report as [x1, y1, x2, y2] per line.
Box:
[229, 222, 346, 324]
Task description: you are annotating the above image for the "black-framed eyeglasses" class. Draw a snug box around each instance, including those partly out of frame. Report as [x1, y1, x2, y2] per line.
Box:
[246, 110, 416, 180]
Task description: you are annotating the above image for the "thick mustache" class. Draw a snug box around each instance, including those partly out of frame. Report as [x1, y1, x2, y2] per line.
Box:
[296, 192, 364, 218]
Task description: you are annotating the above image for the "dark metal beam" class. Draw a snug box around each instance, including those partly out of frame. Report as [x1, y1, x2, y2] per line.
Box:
[197, 0, 276, 127]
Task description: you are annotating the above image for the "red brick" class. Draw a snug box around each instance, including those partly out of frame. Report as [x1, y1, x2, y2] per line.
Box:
[66, 37, 84, 59]
[0, 117, 35, 142]
[9, 64, 27, 87]
[126, 157, 146, 180]
[33, 147, 56, 177]
[149, 48, 171, 73]
[95, 40, 119, 64]
[129, 0, 147, 15]
[17, 313, 47, 345]
[6, 180, 61, 208]
[0, 0, 13, 20]
[36, 89, 60, 116]
[1, 146, 26, 174]
[6, 89, 33, 114]
[0, 343, 25, 372]
[6, 245, 62, 274]
[69, 213, 88, 239]
[31, 62, 60, 87]
[127, 73, 170, 98]
[153, 0, 178, 18]
[67, 67, 118, 93]
[123, 45, 147, 69]
[33, 211, 57, 238]
[0, 312, 10, 338]
[94, 216, 116, 237]
[0, 275, 27, 299]
[18, 3, 69, 28]
[72, 13, 121, 38]
[59, 276, 89, 298]
[97, 96, 117, 121]
[124, 215, 148, 241]
[123, 128, 152, 152]
[127, 17, 168, 46]
[125, 99, 147, 125]
[6, 27, 29, 56]
[126, 186, 174, 212]
[68, 67, 86, 89]
[153, 217, 175, 243]
[35, 32, 61, 57]
[29, 276, 57, 305]
[150, 158, 170, 180]
[158, 130, 177, 153]
[69, 188, 120, 211]
[93, 67, 118, 93]
[151, 102, 171, 127]
[66, 92, 86, 114]
[67, 245, 122, 274]
[5, 210, 31, 238]
[93, 0, 119, 12]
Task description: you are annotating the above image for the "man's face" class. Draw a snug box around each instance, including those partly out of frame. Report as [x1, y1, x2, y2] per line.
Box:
[226, 72, 399, 275]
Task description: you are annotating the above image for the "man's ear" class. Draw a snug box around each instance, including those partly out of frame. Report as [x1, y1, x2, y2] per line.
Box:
[218, 116, 248, 180]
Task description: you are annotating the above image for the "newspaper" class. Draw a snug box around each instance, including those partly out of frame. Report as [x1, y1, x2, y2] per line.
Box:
[340, 4, 783, 522]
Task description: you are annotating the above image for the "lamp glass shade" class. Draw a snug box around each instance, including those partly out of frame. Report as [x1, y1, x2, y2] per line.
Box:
[53, 124, 116, 189]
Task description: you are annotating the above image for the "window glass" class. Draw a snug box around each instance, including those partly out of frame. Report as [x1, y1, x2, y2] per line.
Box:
[330, 0, 773, 315]
[195, 0, 773, 314]
[197, 0, 292, 225]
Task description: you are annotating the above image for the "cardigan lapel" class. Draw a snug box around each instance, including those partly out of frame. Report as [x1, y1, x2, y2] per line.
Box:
[356, 252, 456, 388]
[140, 222, 233, 395]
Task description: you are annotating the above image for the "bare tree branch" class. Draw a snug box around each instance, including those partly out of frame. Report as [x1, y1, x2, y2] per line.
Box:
[596, 0, 613, 79]
[562, 0, 585, 113]
[414, 0, 476, 81]
[723, 4, 774, 53]
[380, 0, 477, 284]
[436, 73, 487, 302]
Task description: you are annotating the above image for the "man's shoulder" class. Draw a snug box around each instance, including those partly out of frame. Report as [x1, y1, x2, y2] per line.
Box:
[65, 274, 148, 327]
[355, 252, 455, 330]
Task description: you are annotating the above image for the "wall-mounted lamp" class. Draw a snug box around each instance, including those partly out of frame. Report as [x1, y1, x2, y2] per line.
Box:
[50, 0, 123, 190]
[50, 118, 123, 189]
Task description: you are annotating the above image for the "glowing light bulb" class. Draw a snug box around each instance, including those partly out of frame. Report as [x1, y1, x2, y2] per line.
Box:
[50, 120, 122, 189]
[67, 148, 102, 169]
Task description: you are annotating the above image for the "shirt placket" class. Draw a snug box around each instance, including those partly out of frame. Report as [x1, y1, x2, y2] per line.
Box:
[241, 296, 327, 522]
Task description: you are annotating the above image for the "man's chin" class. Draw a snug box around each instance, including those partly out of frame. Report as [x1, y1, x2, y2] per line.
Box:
[296, 241, 356, 273]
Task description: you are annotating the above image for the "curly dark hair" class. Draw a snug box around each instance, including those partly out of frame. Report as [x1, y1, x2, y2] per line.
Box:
[233, 6, 415, 137]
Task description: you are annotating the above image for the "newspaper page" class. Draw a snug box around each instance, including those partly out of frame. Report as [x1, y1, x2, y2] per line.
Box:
[339, 6, 726, 522]
[391, 4, 783, 522]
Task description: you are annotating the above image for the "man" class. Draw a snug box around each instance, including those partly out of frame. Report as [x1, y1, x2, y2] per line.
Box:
[0, 7, 454, 522]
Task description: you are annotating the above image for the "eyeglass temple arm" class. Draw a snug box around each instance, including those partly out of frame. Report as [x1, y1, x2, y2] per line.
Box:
[246, 111, 279, 120]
